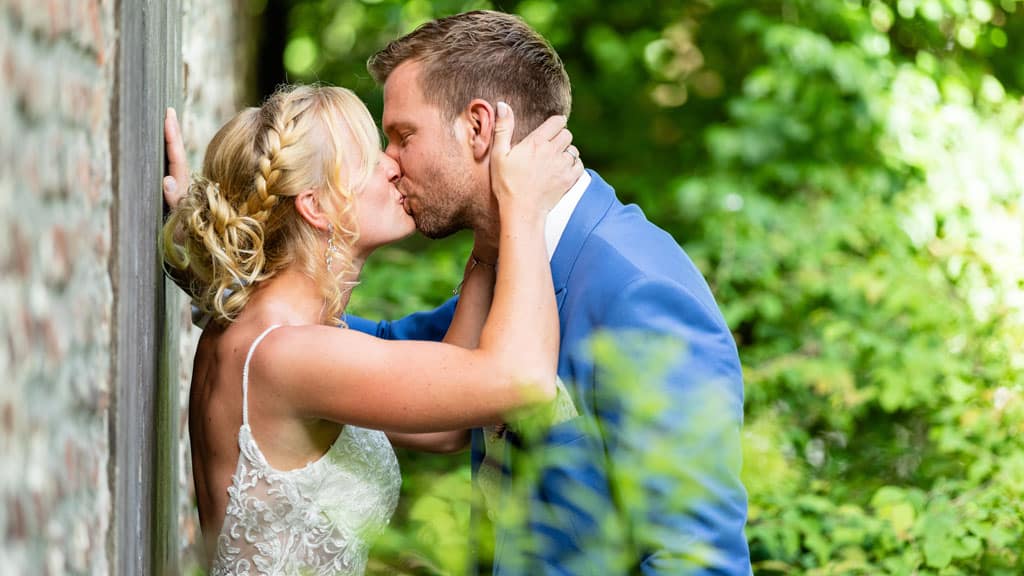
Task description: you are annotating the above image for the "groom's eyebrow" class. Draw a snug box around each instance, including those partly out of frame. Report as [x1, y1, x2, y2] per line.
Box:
[383, 120, 413, 137]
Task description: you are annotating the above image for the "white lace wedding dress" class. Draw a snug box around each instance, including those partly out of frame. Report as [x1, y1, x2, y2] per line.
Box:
[211, 325, 401, 576]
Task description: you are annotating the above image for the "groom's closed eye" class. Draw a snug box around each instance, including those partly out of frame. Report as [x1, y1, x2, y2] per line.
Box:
[384, 122, 414, 143]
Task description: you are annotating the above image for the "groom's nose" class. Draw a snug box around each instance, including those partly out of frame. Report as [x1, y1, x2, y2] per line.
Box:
[384, 142, 401, 163]
[381, 153, 402, 183]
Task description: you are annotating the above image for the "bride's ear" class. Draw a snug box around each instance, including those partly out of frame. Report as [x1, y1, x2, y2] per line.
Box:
[466, 99, 496, 161]
[294, 189, 330, 231]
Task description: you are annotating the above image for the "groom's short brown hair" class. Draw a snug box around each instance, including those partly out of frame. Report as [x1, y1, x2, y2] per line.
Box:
[368, 10, 571, 143]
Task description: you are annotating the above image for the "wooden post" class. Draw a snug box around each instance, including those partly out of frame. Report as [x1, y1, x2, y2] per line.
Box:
[114, 1, 182, 574]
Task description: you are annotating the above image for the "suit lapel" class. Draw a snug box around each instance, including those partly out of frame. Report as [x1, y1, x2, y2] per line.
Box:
[549, 170, 617, 316]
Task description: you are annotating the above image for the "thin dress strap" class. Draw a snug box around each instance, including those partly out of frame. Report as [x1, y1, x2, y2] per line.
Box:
[242, 324, 282, 426]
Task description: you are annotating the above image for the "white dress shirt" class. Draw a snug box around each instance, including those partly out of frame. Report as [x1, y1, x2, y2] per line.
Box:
[544, 169, 591, 261]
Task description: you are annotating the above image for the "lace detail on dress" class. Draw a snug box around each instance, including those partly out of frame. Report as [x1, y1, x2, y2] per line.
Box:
[211, 325, 401, 576]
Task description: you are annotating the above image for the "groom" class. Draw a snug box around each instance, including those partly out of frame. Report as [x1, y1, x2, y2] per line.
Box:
[348, 10, 751, 576]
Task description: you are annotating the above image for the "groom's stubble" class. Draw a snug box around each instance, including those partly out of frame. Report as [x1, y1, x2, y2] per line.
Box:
[398, 131, 487, 240]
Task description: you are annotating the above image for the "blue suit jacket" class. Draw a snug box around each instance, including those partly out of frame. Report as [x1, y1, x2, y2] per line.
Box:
[348, 170, 751, 575]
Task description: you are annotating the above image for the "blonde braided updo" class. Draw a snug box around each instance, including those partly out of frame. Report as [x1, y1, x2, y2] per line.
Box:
[161, 85, 380, 325]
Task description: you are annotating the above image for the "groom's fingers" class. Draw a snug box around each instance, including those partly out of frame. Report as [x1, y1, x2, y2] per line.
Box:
[492, 101, 515, 158]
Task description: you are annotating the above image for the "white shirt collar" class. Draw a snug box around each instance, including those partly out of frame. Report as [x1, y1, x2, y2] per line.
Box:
[544, 169, 591, 261]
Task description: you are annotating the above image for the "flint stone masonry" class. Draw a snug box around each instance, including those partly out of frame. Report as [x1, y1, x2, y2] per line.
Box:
[0, 0, 116, 573]
[0, 0, 243, 572]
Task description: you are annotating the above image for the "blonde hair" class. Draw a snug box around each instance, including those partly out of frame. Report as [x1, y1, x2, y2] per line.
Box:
[161, 85, 380, 325]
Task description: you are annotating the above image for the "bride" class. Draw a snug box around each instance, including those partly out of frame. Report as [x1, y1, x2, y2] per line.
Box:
[161, 85, 580, 575]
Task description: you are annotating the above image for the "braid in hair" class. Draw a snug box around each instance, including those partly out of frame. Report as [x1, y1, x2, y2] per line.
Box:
[161, 85, 378, 325]
[247, 94, 301, 222]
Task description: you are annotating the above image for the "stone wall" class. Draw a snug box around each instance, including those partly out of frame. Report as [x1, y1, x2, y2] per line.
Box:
[0, 0, 117, 573]
[0, 0, 245, 572]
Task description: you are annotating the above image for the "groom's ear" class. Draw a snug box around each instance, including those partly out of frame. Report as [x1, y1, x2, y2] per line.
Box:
[465, 99, 496, 161]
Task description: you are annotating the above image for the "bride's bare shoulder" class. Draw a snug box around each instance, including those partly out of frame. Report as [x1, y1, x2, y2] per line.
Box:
[209, 323, 370, 385]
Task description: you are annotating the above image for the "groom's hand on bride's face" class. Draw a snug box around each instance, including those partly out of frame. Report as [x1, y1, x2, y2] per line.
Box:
[163, 107, 188, 210]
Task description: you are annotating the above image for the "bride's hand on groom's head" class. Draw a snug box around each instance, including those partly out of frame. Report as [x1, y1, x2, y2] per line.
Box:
[163, 107, 189, 210]
[490, 102, 584, 218]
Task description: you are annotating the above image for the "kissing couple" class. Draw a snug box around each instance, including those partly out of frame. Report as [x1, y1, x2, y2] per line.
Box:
[162, 10, 751, 576]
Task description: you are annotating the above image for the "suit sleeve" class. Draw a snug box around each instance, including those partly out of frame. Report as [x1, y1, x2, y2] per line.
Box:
[597, 277, 751, 576]
[345, 295, 458, 342]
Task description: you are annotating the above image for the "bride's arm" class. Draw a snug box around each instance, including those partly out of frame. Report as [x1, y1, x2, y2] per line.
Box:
[385, 254, 495, 452]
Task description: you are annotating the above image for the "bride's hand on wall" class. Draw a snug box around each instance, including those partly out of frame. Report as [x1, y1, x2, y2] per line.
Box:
[163, 107, 189, 210]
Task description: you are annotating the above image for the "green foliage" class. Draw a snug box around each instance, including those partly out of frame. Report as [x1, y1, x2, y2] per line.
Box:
[264, 0, 1024, 573]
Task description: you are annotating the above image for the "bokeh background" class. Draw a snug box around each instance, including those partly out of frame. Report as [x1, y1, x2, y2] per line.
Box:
[223, 0, 1024, 574]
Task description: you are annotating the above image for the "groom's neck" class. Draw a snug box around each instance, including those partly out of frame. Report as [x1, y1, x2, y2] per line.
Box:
[471, 204, 503, 261]
[468, 195, 501, 263]
[471, 219, 500, 263]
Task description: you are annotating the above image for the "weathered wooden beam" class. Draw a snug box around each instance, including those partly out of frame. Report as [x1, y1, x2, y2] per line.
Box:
[114, 0, 182, 574]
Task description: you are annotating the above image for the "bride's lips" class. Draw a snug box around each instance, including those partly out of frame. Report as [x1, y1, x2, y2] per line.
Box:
[396, 182, 413, 215]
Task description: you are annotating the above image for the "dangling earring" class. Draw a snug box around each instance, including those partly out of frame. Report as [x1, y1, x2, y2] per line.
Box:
[325, 224, 340, 272]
